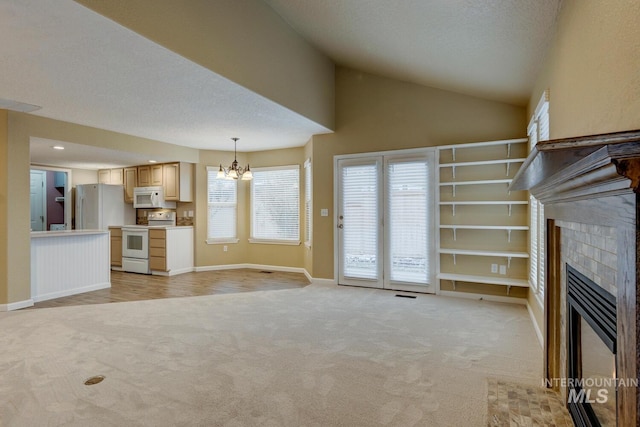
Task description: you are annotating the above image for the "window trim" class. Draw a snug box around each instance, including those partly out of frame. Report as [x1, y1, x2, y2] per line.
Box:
[206, 166, 239, 245]
[249, 164, 301, 246]
[528, 90, 549, 307]
[304, 158, 312, 248]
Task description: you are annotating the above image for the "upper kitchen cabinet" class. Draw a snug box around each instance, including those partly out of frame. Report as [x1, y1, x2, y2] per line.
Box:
[163, 162, 193, 202]
[151, 164, 163, 186]
[137, 164, 163, 187]
[137, 165, 150, 187]
[123, 167, 137, 203]
[98, 168, 124, 185]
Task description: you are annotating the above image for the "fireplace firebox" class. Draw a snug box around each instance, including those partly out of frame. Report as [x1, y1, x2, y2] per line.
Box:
[567, 265, 617, 426]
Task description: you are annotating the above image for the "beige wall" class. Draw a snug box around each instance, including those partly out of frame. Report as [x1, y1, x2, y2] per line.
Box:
[75, 0, 335, 130]
[529, 0, 640, 136]
[527, 0, 640, 330]
[311, 67, 527, 279]
[0, 110, 8, 304]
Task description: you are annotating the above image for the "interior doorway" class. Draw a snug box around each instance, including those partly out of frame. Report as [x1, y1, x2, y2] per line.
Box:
[30, 170, 46, 231]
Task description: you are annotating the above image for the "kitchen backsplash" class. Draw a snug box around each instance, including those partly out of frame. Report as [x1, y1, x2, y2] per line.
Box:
[136, 208, 194, 226]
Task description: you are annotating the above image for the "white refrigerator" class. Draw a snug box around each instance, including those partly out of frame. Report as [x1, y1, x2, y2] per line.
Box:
[75, 184, 135, 230]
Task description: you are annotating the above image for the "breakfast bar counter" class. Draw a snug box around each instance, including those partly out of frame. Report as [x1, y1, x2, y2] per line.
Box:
[31, 229, 110, 302]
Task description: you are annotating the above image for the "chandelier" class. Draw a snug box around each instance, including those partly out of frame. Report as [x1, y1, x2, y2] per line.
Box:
[216, 137, 252, 180]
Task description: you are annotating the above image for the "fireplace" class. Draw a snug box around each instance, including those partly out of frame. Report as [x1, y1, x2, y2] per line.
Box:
[510, 129, 640, 426]
[567, 264, 617, 426]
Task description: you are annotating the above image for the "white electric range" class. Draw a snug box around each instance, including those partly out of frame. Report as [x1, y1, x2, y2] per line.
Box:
[122, 212, 176, 274]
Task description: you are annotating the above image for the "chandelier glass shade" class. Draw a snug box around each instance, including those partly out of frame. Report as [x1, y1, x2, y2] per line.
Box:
[217, 138, 252, 180]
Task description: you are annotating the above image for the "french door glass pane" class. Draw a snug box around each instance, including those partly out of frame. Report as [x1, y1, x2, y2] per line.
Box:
[387, 160, 429, 284]
[342, 163, 378, 280]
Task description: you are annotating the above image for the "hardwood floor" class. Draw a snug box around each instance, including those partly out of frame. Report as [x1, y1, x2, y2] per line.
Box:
[29, 269, 310, 309]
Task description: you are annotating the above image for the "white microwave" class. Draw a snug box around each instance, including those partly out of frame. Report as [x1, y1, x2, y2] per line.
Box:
[133, 186, 176, 209]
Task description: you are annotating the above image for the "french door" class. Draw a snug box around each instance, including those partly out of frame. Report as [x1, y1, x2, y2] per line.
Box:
[336, 150, 436, 293]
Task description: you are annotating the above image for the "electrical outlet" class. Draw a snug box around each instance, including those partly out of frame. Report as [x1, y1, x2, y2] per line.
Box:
[223, 246, 228, 252]
[499, 265, 507, 275]
[320, 208, 329, 217]
[188, 210, 194, 217]
[491, 263, 498, 273]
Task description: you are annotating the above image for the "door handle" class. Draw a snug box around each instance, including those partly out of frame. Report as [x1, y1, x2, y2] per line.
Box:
[337, 224, 343, 229]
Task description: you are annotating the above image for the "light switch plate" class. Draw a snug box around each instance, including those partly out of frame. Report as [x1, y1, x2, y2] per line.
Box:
[320, 209, 329, 217]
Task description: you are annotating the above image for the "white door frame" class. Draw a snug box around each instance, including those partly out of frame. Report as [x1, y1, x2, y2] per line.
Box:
[333, 147, 439, 293]
[30, 165, 73, 230]
[30, 170, 47, 231]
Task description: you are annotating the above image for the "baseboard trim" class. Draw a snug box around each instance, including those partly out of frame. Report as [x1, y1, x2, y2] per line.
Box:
[195, 264, 306, 274]
[0, 299, 35, 311]
[195, 264, 335, 286]
[152, 267, 195, 277]
[527, 302, 544, 348]
[310, 277, 337, 286]
[439, 290, 527, 305]
[32, 282, 111, 303]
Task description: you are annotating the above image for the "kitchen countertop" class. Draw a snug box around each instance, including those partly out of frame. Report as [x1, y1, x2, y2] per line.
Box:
[31, 229, 109, 238]
[119, 225, 193, 230]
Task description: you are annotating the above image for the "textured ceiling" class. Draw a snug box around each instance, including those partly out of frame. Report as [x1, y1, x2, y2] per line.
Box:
[0, 0, 329, 155]
[264, 0, 562, 105]
[2, 0, 561, 169]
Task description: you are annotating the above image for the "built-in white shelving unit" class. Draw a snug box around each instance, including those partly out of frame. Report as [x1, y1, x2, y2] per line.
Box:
[436, 138, 529, 294]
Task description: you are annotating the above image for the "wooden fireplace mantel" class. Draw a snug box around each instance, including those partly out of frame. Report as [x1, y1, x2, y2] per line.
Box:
[511, 129, 640, 426]
[510, 129, 640, 202]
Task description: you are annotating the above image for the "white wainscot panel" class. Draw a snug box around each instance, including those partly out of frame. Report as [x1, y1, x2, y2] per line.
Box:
[31, 232, 110, 302]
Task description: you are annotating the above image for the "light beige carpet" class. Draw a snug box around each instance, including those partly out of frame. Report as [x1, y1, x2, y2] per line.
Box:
[0, 283, 542, 426]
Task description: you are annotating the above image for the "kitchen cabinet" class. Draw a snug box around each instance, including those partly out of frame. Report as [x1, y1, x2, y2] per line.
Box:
[151, 164, 163, 186]
[123, 167, 137, 203]
[149, 228, 166, 271]
[98, 168, 124, 185]
[137, 165, 162, 187]
[109, 226, 122, 267]
[163, 162, 193, 202]
[137, 166, 151, 187]
[149, 227, 194, 275]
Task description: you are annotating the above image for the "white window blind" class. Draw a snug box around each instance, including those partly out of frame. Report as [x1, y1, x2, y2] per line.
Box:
[250, 165, 300, 244]
[386, 158, 432, 284]
[341, 162, 379, 279]
[304, 159, 312, 246]
[206, 166, 237, 243]
[528, 90, 549, 302]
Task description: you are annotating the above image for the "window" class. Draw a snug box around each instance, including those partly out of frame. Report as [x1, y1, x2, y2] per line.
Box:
[304, 159, 312, 247]
[250, 165, 300, 244]
[528, 91, 549, 303]
[206, 166, 238, 243]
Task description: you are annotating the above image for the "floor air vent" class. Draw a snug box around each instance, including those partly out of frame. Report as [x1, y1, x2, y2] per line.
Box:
[260, 271, 273, 274]
[395, 294, 416, 299]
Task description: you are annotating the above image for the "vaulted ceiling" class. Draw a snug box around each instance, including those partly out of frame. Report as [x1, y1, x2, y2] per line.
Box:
[3, 0, 561, 165]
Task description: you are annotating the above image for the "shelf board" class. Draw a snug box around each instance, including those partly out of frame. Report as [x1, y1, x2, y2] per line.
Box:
[439, 201, 528, 206]
[438, 248, 529, 258]
[436, 138, 528, 150]
[440, 225, 529, 231]
[439, 179, 512, 187]
[439, 158, 526, 168]
[437, 273, 529, 287]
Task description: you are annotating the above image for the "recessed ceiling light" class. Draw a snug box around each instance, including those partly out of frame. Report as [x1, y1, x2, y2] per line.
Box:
[148, 160, 157, 163]
[52, 145, 65, 150]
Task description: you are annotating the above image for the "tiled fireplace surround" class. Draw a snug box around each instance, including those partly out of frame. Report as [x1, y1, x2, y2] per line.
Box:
[557, 221, 618, 419]
[511, 129, 640, 426]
